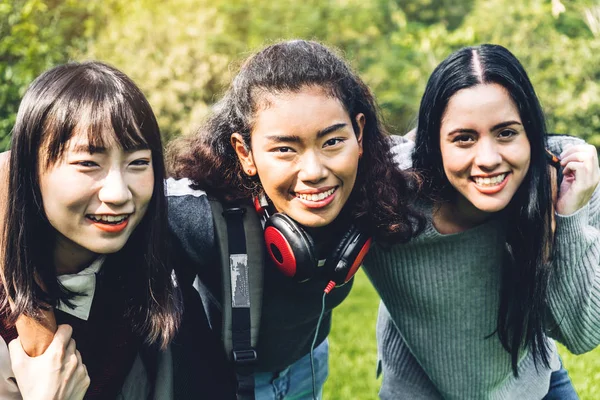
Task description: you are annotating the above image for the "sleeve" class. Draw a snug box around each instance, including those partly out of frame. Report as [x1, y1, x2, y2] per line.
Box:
[389, 133, 415, 171]
[546, 136, 600, 354]
[0, 336, 22, 399]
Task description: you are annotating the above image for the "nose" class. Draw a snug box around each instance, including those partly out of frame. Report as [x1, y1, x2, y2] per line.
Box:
[98, 168, 132, 205]
[297, 151, 328, 183]
[474, 138, 502, 171]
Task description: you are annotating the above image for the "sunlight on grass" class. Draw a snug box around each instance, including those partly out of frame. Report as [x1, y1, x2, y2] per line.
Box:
[326, 271, 600, 399]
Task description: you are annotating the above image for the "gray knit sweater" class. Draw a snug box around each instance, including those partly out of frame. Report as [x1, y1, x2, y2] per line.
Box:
[363, 135, 600, 399]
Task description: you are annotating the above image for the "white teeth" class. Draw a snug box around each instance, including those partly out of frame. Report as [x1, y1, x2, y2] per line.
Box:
[474, 174, 507, 187]
[296, 188, 336, 201]
[88, 214, 128, 223]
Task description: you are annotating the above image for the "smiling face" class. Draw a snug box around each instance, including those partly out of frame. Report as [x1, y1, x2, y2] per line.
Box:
[232, 86, 364, 228]
[439, 83, 531, 217]
[39, 130, 154, 273]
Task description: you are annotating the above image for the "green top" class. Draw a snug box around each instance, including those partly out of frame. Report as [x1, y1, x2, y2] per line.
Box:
[363, 135, 600, 399]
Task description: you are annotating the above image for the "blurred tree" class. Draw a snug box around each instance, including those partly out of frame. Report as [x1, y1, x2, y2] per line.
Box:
[0, 0, 105, 151]
[2, 0, 598, 148]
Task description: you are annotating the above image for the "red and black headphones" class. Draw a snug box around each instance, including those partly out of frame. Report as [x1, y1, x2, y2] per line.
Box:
[254, 196, 372, 292]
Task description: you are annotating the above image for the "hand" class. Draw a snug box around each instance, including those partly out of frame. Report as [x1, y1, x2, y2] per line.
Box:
[9, 325, 90, 400]
[556, 144, 600, 215]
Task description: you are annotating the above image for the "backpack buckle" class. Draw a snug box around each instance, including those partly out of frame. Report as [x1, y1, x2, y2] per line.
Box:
[232, 349, 257, 365]
[222, 207, 247, 217]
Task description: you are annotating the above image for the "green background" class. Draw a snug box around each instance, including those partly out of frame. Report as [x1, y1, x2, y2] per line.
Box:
[2, 0, 600, 149]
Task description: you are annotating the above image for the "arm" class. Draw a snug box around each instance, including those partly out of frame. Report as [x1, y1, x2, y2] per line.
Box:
[389, 133, 415, 171]
[9, 325, 90, 400]
[1, 150, 57, 356]
[546, 137, 600, 353]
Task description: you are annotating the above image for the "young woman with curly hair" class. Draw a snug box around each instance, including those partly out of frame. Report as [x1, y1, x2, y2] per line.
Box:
[167, 39, 423, 399]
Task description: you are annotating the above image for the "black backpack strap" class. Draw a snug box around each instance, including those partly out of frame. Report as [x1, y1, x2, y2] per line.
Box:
[209, 200, 264, 400]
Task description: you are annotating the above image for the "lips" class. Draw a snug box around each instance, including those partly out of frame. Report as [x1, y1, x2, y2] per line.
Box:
[86, 214, 131, 233]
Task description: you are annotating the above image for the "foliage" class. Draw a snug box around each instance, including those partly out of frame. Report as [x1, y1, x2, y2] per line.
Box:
[2, 0, 600, 146]
[0, 0, 105, 151]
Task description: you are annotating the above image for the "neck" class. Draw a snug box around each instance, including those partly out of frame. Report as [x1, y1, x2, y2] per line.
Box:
[433, 194, 491, 234]
[53, 236, 97, 275]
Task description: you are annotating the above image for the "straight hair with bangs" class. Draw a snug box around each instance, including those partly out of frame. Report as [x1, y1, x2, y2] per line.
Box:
[1, 61, 180, 349]
[413, 44, 553, 375]
[169, 39, 423, 244]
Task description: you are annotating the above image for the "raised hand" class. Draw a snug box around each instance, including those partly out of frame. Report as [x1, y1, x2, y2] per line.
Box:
[556, 144, 600, 215]
[8, 325, 90, 400]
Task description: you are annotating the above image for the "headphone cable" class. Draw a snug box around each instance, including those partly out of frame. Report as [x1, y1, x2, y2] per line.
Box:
[309, 280, 334, 400]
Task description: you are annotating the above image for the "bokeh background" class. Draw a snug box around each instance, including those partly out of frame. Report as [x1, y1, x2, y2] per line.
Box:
[2, 0, 599, 398]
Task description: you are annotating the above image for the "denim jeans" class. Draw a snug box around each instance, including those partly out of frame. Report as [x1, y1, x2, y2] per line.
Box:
[542, 360, 579, 400]
[254, 339, 329, 400]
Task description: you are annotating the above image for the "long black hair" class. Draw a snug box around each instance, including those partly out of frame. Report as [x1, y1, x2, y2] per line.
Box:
[413, 44, 553, 375]
[1, 61, 180, 349]
[170, 39, 423, 244]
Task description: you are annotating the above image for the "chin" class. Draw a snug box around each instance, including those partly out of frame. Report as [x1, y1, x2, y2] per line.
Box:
[88, 242, 128, 254]
[290, 212, 335, 228]
[472, 200, 510, 214]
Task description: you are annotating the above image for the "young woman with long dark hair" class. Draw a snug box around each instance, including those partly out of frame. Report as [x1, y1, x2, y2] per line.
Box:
[365, 44, 600, 399]
[167, 39, 422, 399]
[0, 61, 233, 399]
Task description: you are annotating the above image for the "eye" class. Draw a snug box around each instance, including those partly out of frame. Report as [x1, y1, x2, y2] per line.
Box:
[498, 130, 517, 139]
[130, 158, 151, 167]
[452, 134, 475, 144]
[323, 138, 345, 147]
[274, 146, 294, 153]
[72, 160, 99, 168]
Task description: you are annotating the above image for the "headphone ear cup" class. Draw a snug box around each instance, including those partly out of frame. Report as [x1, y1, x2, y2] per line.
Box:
[264, 214, 318, 282]
[326, 226, 372, 286]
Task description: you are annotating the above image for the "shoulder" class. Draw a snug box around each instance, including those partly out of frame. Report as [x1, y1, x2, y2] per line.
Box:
[547, 134, 586, 155]
[166, 177, 211, 218]
[166, 178, 216, 264]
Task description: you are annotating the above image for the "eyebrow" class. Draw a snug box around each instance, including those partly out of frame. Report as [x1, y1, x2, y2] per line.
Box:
[445, 120, 522, 136]
[264, 123, 347, 143]
[70, 144, 149, 154]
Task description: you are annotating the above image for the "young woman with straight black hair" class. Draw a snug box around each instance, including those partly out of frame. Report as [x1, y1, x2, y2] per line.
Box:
[364, 44, 600, 399]
[167, 39, 423, 399]
[0, 61, 234, 399]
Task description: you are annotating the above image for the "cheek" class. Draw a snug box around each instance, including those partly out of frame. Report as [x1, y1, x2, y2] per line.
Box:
[133, 171, 155, 207]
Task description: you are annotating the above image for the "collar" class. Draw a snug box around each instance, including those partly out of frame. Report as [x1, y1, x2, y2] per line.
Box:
[56, 256, 105, 321]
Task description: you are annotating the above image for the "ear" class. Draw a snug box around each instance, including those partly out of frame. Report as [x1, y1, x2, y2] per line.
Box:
[355, 113, 365, 154]
[231, 133, 257, 176]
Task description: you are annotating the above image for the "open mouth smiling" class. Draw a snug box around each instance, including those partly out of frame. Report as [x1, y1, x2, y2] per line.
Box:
[294, 187, 337, 202]
[471, 173, 509, 187]
[86, 214, 130, 224]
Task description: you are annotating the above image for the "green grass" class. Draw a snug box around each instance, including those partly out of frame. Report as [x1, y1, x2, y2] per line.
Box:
[325, 271, 600, 399]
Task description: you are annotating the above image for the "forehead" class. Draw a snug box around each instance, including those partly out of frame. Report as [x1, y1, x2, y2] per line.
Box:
[441, 84, 521, 130]
[251, 87, 350, 137]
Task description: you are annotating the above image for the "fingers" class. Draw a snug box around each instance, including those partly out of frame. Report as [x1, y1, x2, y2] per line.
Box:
[560, 143, 597, 159]
[48, 324, 74, 353]
[7, 337, 27, 365]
